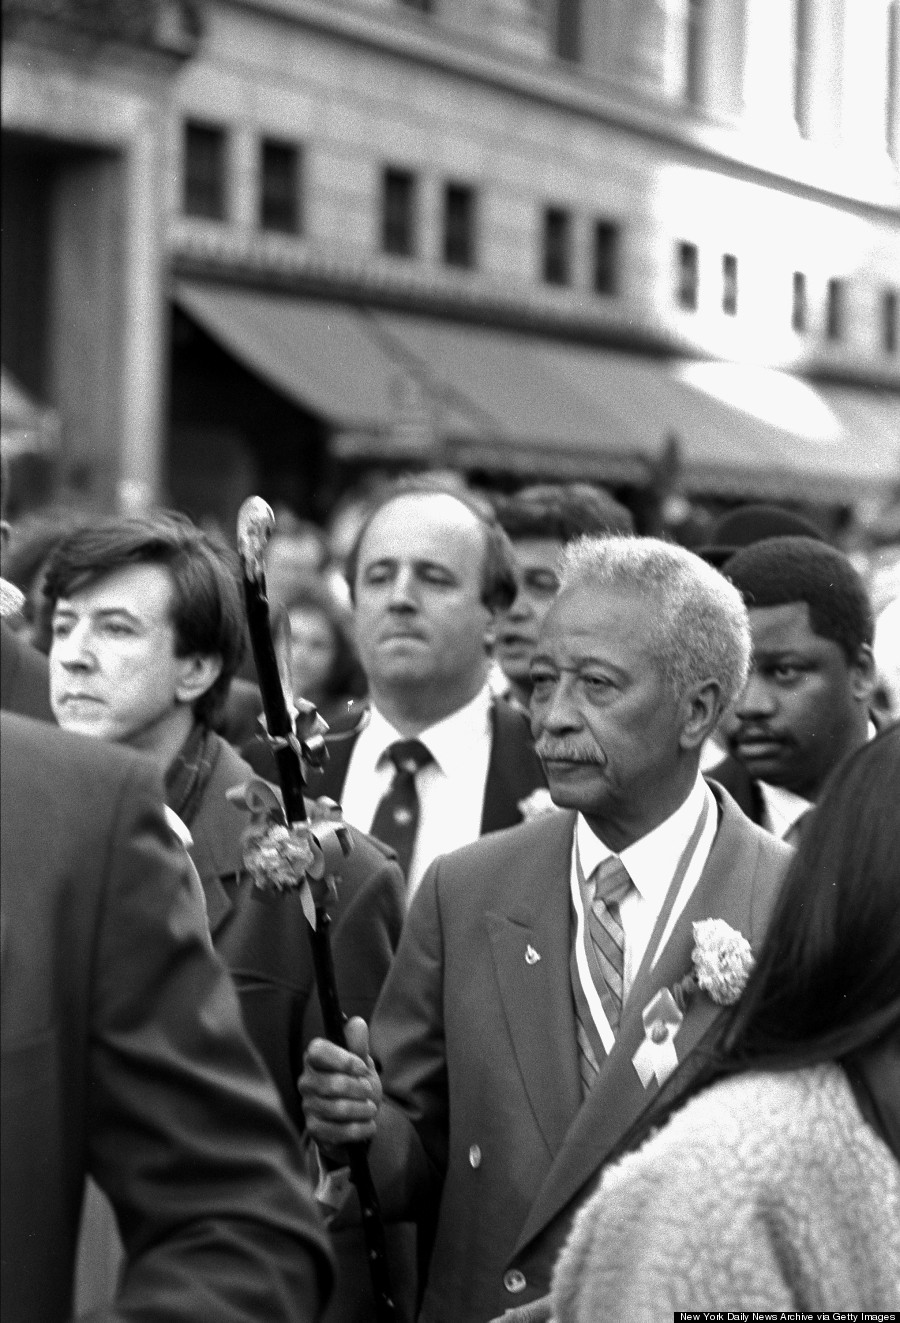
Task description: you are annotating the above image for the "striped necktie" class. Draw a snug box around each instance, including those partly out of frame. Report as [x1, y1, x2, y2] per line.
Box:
[587, 855, 632, 1030]
[573, 855, 633, 1094]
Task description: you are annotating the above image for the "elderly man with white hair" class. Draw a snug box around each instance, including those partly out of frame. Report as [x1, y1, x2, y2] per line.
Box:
[300, 535, 792, 1323]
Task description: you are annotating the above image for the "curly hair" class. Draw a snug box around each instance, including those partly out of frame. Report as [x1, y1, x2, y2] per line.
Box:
[559, 535, 751, 713]
[723, 536, 873, 663]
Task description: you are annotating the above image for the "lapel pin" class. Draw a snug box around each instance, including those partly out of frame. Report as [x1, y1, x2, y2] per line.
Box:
[525, 944, 541, 965]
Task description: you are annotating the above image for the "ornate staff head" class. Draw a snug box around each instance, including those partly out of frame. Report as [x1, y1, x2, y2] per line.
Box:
[237, 496, 275, 586]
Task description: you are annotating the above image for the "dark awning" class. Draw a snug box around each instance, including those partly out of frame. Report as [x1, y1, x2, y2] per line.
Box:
[174, 284, 898, 500]
[175, 282, 479, 459]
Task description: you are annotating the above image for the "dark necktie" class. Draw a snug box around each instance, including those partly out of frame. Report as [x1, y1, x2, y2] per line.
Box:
[369, 739, 433, 882]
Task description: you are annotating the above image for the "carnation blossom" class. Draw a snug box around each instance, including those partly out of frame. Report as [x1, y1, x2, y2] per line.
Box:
[691, 917, 755, 1006]
[243, 822, 316, 893]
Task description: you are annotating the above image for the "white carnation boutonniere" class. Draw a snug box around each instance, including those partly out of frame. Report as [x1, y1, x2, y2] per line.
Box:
[517, 788, 559, 820]
[690, 917, 755, 1006]
[633, 918, 754, 1091]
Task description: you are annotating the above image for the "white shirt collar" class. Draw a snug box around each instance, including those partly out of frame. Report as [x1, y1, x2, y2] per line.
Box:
[363, 685, 493, 778]
[576, 771, 709, 905]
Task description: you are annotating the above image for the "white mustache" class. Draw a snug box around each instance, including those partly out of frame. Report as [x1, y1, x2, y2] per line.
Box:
[535, 742, 604, 764]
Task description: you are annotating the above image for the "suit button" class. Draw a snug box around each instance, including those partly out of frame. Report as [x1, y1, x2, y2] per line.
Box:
[503, 1269, 526, 1294]
[468, 1144, 481, 1168]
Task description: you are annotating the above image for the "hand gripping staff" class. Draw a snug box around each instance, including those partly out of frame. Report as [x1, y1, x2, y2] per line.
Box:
[235, 497, 398, 1323]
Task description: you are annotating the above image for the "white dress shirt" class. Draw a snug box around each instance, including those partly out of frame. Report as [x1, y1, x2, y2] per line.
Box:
[571, 773, 718, 1051]
[339, 685, 494, 897]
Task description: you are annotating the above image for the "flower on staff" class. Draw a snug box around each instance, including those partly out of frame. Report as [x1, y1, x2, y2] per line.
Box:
[242, 821, 317, 893]
[691, 918, 755, 1006]
[517, 788, 559, 820]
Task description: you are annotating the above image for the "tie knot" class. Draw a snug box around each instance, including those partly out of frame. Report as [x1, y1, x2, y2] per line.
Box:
[384, 739, 433, 777]
[590, 855, 632, 907]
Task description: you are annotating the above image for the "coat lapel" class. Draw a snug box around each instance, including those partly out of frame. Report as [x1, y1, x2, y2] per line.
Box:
[186, 734, 259, 935]
[305, 728, 356, 804]
[480, 700, 547, 834]
[486, 812, 581, 1159]
[513, 788, 768, 1254]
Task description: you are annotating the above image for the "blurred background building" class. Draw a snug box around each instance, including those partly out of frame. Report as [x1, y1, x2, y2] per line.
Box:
[2, 0, 899, 537]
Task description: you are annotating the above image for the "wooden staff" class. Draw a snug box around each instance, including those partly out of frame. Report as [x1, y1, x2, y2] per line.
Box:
[236, 497, 398, 1323]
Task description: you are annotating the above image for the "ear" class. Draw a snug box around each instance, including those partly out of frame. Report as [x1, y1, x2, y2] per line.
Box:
[849, 643, 876, 704]
[679, 678, 723, 752]
[175, 653, 223, 707]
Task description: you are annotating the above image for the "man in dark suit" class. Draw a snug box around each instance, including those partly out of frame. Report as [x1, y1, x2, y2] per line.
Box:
[308, 477, 546, 896]
[42, 512, 406, 1121]
[711, 536, 876, 841]
[42, 511, 409, 1321]
[300, 535, 791, 1322]
[1, 711, 333, 1323]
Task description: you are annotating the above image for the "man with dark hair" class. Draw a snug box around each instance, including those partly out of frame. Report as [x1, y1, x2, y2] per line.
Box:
[492, 484, 633, 706]
[713, 535, 876, 838]
[43, 512, 404, 1126]
[43, 510, 408, 1320]
[310, 476, 546, 896]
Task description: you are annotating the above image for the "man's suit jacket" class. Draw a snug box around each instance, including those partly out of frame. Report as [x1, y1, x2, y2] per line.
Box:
[0, 713, 332, 1323]
[188, 731, 406, 1135]
[304, 696, 546, 836]
[188, 731, 414, 1323]
[0, 619, 53, 721]
[708, 755, 765, 824]
[363, 785, 791, 1323]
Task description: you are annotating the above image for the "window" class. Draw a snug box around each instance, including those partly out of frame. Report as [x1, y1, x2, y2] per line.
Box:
[722, 253, 738, 316]
[443, 183, 476, 269]
[554, 0, 581, 62]
[593, 220, 620, 296]
[826, 277, 845, 340]
[884, 289, 898, 354]
[793, 0, 812, 137]
[260, 140, 301, 234]
[382, 168, 417, 258]
[543, 207, 572, 286]
[685, 0, 707, 106]
[676, 241, 699, 310]
[792, 271, 807, 332]
[183, 121, 227, 220]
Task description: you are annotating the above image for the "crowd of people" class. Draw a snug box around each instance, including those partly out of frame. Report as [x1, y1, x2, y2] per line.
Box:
[1, 456, 897, 1322]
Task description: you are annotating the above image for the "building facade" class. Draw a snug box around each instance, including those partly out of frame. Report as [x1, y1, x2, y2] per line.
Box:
[3, 0, 899, 525]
